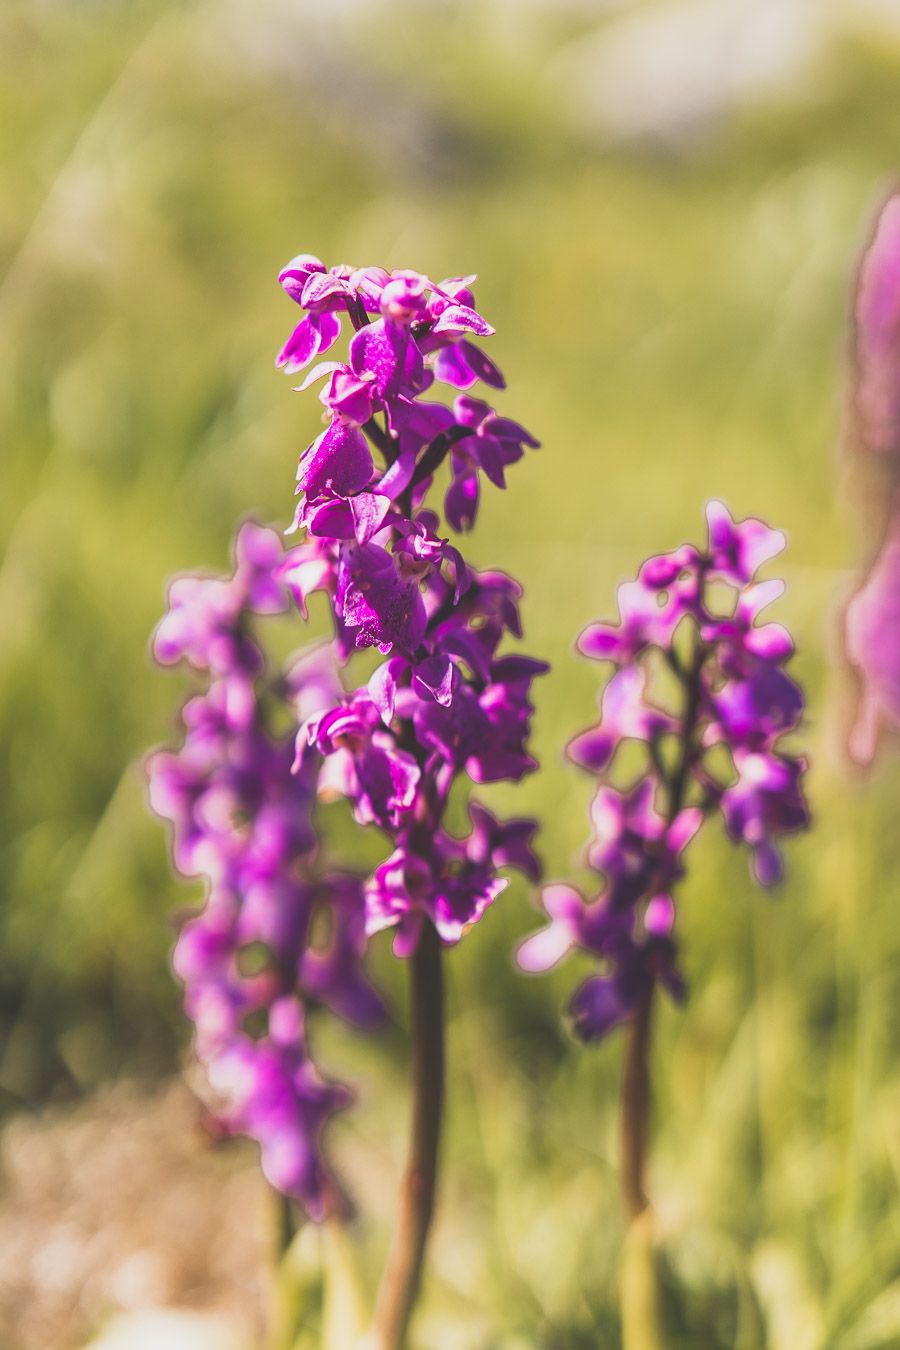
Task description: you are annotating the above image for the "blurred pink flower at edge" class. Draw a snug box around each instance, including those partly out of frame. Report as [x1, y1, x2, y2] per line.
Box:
[844, 193, 900, 763]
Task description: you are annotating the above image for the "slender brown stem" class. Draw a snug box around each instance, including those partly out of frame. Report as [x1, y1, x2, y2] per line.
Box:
[369, 920, 445, 1350]
[619, 576, 709, 1228]
[409, 425, 472, 490]
[620, 986, 654, 1224]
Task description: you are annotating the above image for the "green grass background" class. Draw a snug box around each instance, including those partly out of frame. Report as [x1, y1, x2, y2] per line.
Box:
[1, 2, 899, 1345]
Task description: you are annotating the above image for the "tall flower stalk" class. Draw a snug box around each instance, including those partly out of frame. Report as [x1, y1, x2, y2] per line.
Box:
[518, 501, 809, 1228]
[369, 918, 444, 1348]
[150, 257, 545, 1347]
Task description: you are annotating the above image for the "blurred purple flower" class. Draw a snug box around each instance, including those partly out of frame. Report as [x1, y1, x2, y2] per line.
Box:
[149, 524, 385, 1218]
[845, 513, 900, 762]
[276, 254, 546, 965]
[518, 501, 809, 1042]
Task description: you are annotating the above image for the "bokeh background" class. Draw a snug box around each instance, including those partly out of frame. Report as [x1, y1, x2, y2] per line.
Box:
[2, 1, 899, 1346]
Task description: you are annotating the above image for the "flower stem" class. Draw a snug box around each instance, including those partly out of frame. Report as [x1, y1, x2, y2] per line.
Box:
[619, 606, 706, 1225]
[620, 985, 654, 1224]
[369, 919, 445, 1350]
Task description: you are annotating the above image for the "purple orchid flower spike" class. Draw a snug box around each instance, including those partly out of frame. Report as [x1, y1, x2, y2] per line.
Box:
[517, 501, 808, 1230]
[149, 524, 386, 1221]
[521, 500, 808, 1029]
[272, 253, 546, 1347]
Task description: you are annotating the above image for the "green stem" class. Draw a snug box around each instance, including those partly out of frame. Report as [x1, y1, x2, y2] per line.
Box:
[620, 986, 654, 1224]
[369, 920, 445, 1350]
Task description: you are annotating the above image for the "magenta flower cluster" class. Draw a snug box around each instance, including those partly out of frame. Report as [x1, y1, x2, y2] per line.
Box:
[147, 524, 384, 1216]
[518, 501, 810, 1041]
[276, 257, 544, 956]
[149, 258, 545, 1216]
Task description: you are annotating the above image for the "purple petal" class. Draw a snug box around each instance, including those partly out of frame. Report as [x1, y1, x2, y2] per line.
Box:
[644, 894, 675, 937]
[278, 254, 326, 302]
[568, 725, 614, 772]
[392, 911, 424, 959]
[517, 884, 585, 972]
[753, 841, 783, 888]
[432, 874, 507, 944]
[349, 318, 425, 400]
[431, 304, 494, 338]
[667, 808, 702, 855]
[277, 317, 319, 373]
[277, 312, 341, 375]
[412, 653, 457, 706]
[484, 415, 539, 449]
[434, 340, 506, 391]
[338, 542, 427, 652]
[322, 368, 374, 425]
[297, 421, 374, 499]
[568, 976, 631, 1042]
[457, 341, 505, 389]
[301, 272, 350, 309]
[368, 656, 404, 722]
[744, 623, 794, 662]
[577, 624, 624, 661]
[349, 492, 392, 544]
[639, 545, 699, 589]
[445, 470, 479, 532]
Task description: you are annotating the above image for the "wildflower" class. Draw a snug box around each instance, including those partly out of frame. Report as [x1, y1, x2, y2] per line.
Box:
[277, 258, 546, 961]
[148, 525, 384, 1217]
[518, 501, 809, 1042]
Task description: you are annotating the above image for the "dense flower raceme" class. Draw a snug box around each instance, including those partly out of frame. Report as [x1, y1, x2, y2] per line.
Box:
[275, 256, 546, 956]
[148, 523, 386, 1218]
[517, 502, 810, 1042]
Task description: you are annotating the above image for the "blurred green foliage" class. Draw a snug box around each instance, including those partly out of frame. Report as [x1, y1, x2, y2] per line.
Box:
[1, 1, 899, 1344]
